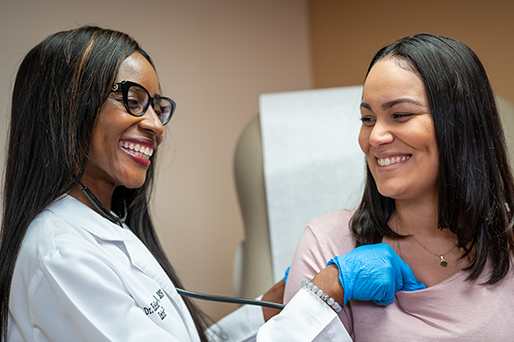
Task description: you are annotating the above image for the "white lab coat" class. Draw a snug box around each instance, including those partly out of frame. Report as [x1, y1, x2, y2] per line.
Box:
[8, 195, 351, 341]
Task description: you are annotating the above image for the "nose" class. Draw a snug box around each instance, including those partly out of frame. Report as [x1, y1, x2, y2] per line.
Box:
[139, 105, 164, 137]
[368, 120, 394, 147]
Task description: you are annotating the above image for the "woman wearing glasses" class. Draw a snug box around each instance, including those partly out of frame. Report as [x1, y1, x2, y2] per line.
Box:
[0, 26, 208, 341]
[0, 26, 362, 341]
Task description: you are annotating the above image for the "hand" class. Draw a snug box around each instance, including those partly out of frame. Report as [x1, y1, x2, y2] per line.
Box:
[327, 243, 425, 306]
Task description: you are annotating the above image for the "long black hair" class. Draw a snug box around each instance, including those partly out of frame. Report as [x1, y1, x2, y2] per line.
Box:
[0, 26, 210, 341]
[351, 33, 514, 284]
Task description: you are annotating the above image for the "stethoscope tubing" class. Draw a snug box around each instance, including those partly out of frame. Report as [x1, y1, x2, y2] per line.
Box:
[176, 288, 285, 310]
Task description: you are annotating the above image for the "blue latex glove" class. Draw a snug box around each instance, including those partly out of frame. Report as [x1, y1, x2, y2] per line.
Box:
[284, 266, 290, 284]
[327, 243, 425, 306]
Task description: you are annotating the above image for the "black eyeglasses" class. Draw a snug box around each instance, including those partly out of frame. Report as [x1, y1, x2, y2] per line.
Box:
[111, 81, 176, 125]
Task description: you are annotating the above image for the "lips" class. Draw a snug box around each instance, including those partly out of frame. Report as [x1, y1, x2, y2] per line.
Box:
[377, 155, 410, 166]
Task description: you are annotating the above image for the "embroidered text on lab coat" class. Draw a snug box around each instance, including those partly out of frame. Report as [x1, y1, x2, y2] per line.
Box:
[143, 288, 167, 320]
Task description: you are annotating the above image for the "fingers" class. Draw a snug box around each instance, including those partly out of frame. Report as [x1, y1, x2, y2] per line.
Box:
[374, 297, 394, 306]
[396, 256, 426, 291]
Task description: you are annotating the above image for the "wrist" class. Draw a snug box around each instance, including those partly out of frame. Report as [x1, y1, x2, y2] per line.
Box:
[302, 280, 342, 313]
[311, 264, 344, 304]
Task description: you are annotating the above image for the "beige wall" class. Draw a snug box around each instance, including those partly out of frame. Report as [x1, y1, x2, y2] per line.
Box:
[308, 0, 514, 105]
[0, 0, 312, 321]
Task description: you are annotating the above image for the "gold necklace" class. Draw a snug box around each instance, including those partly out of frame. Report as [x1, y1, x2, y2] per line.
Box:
[395, 215, 456, 267]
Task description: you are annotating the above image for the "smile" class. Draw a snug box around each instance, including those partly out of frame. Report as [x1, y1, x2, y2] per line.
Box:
[377, 155, 410, 166]
[119, 141, 154, 161]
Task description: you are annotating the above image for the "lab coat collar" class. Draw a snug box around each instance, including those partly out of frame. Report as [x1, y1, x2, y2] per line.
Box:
[47, 195, 126, 242]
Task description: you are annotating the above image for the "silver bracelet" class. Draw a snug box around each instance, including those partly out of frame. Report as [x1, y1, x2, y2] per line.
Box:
[301, 280, 342, 313]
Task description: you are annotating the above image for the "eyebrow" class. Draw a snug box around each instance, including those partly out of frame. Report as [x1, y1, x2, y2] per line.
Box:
[360, 98, 425, 112]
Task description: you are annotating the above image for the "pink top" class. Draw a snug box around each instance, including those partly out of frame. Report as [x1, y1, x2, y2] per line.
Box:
[284, 209, 514, 341]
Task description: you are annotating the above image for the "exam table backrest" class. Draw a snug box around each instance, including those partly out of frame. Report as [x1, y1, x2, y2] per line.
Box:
[234, 86, 365, 298]
[233, 115, 273, 298]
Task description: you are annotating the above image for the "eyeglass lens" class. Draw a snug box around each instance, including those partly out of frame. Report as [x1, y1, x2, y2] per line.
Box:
[127, 85, 173, 124]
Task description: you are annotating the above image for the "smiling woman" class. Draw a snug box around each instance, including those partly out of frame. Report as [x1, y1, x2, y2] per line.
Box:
[0, 25, 355, 342]
[283, 33, 514, 341]
[0, 26, 215, 342]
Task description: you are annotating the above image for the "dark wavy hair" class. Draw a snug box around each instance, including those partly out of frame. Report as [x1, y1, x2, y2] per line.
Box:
[0, 26, 210, 341]
[351, 33, 514, 284]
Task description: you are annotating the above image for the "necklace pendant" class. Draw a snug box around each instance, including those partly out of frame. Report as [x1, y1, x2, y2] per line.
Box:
[440, 255, 448, 267]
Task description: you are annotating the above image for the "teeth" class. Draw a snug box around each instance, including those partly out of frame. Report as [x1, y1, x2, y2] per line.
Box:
[377, 156, 410, 166]
[119, 141, 154, 158]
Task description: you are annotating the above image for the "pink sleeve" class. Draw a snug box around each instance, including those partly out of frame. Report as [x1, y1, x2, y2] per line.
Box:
[283, 209, 357, 335]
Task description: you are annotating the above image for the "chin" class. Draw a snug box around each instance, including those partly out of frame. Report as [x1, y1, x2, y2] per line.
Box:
[125, 182, 146, 190]
[375, 184, 406, 200]
[119, 177, 147, 190]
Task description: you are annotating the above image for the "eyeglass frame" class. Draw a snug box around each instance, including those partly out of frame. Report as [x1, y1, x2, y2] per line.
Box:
[111, 80, 176, 126]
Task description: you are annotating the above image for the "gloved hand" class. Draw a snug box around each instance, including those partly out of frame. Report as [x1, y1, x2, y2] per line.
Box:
[327, 243, 425, 306]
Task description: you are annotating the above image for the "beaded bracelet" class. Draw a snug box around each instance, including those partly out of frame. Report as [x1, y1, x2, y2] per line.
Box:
[301, 280, 342, 313]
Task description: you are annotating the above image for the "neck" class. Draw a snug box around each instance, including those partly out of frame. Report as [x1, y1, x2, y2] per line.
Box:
[394, 198, 439, 237]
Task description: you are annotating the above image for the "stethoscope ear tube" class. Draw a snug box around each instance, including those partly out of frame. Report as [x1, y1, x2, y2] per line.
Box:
[176, 288, 285, 310]
[80, 182, 127, 226]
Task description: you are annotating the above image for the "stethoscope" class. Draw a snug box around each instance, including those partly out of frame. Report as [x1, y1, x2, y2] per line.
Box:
[80, 183, 285, 310]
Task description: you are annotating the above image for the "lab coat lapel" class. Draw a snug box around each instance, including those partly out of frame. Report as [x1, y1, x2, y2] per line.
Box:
[119, 228, 175, 295]
[119, 228, 201, 342]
